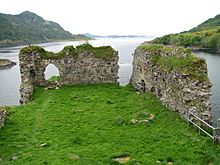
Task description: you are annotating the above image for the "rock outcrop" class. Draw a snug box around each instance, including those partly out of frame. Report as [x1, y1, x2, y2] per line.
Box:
[19, 43, 119, 104]
[0, 59, 16, 70]
[131, 44, 212, 123]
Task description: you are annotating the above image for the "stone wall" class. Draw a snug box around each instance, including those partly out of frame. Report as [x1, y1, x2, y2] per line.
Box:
[0, 109, 6, 129]
[131, 44, 212, 123]
[19, 44, 119, 104]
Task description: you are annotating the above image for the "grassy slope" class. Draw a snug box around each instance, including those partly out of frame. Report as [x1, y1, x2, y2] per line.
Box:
[153, 27, 220, 50]
[0, 84, 220, 164]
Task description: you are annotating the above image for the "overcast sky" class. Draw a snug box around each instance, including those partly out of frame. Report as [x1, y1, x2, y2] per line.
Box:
[0, 0, 220, 37]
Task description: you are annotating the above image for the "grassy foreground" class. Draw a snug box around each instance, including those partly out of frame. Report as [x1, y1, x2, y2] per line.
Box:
[0, 84, 220, 164]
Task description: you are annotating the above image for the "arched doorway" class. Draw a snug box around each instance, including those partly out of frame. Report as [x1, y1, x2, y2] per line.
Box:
[44, 64, 60, 81]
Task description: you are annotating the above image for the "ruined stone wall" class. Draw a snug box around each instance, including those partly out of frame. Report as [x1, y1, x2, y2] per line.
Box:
[0, 109, 6, 129]
[19, 44, 119, 104]
[131, 44, 212, 123]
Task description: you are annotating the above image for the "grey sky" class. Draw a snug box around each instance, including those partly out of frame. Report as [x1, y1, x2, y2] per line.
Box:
[0, 0, 220, 36]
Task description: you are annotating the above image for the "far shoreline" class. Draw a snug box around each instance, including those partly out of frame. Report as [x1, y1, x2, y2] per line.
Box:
[191, 47, 220, 54]
[0, 38, 92, 48]
[144, 41, 220, 55]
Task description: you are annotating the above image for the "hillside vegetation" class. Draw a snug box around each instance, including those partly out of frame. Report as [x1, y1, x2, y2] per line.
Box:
[152, 14, 220, 50]
[0, 11, 89, 47]
[0, 84, 220, 164]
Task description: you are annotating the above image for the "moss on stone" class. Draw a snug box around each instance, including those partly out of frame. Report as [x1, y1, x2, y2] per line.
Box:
[59, 45, 77, 57]
[139, 44, 208, 81]
[93, 46, 115, 60]
[40, 45, 77, 59]
[41, 51, 55, 59]
[138, 44, 192, 55]
[48, 76, 60, 82]
[20, 45, 77, 59]
[20, 44, 115, 60]
[76, 43, 94, 53]
[76, 43, 115, 60]
[177, 46, 192, 54]
[138, 44, 164, 52]
[20, 46, 46, 55]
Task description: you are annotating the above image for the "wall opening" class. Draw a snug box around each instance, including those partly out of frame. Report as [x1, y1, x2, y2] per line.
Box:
[29, 66, 35, 84]
[44, 64, 60, 81]
[140, 79, 146, 92]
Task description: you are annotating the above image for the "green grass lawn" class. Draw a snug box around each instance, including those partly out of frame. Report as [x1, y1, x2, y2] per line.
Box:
[0, 84, 220, 164]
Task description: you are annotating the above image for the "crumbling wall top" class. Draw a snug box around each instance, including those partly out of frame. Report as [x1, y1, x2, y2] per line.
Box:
[20, 43, 117, 60]
[136, 44, 210, 83]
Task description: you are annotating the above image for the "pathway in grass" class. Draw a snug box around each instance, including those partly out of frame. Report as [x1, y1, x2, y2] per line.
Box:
[0, 84, 220, 164]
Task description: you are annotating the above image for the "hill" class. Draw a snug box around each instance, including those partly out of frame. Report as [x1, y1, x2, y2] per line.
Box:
[190, 14, 220, 32]
[0, 11, 89, 47]
[152, 14, 220, 50]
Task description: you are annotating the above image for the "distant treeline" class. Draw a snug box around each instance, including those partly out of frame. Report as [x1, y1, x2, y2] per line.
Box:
[152, 14, 220, 50]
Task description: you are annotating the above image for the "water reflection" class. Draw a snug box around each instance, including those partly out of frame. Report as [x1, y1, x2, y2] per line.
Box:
[0, 64, 21, 105]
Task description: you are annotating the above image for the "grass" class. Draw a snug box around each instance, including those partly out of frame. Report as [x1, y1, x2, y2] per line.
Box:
[138, 44, 208, 82]
[76, 43, 116, 60]
[151, 54, 208, 81]
[48, 76, 60, 82]
[0, 84, 220, 164]
[20, 45, 77, 59]
[138, 44, 191, 55]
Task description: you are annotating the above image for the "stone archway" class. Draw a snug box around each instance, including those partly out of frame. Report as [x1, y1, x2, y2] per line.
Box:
[44, 63, 60, 81]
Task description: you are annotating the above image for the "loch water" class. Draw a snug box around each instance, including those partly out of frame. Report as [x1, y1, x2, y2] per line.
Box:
[194, 51, 220, 124]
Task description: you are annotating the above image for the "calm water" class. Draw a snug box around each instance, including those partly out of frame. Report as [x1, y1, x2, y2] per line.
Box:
[0, 37, 150, 106]
[194, 51, 220, 124]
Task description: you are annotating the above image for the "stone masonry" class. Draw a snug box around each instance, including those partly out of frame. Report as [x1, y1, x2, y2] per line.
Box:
[0, 109, 6, 129]
[131, 44, 212, 123]
[19, 44, 119, 104]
